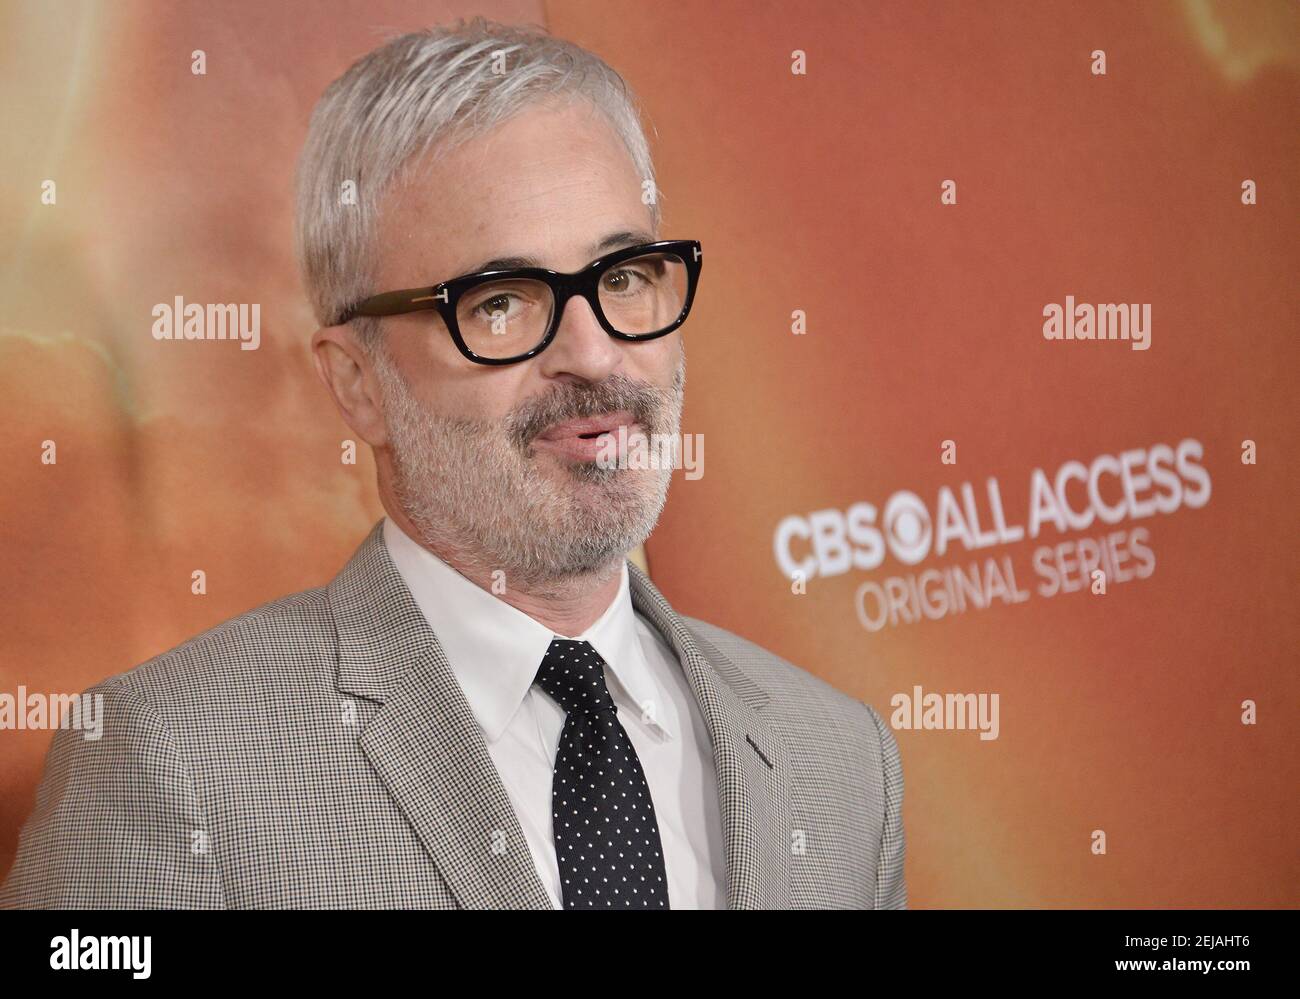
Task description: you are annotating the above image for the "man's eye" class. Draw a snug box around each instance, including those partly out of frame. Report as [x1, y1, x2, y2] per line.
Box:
[475, 295, 514, 318]
[603, 268, 646, 293]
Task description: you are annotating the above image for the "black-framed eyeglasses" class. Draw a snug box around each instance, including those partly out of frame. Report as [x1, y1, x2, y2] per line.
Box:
[338, 239, 703, 366]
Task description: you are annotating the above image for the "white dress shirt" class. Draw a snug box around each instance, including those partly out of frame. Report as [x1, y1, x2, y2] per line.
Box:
[382, 517, 728, 909]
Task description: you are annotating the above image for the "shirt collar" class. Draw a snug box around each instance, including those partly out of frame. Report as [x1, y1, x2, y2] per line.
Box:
[382, 517, 674, 743]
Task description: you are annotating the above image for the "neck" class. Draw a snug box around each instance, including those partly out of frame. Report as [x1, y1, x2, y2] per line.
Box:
[382, 501, 624, 638]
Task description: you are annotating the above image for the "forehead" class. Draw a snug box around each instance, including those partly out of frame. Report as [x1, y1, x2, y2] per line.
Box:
[374, 100, 655, 283]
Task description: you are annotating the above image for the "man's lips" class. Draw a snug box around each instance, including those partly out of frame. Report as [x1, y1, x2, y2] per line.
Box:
[532, 410, 640, 462]
[535, 410, 637, 442]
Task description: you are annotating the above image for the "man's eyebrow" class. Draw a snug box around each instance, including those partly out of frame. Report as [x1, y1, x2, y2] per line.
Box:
[460, 229, 657, 275]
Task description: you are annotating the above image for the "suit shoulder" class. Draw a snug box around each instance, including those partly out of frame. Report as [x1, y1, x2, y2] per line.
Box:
[103, 586, 334, 706]
[679, 614, 871, 724]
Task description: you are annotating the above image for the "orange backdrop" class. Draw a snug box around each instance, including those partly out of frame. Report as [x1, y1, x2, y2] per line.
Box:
[1, 0, 1296, 907]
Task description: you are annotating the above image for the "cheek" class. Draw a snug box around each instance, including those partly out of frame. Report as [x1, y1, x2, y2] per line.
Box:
[391, 314, 462, 371]
[451, 370, 536, 425]
[625, 333, 680, 377]
[649, 334, 683, 383]
[377, 315, 436, 369]
[385, 318, 524, 419]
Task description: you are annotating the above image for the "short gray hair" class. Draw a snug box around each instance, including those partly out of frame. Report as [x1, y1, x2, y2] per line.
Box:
[294, 16, 662, 347]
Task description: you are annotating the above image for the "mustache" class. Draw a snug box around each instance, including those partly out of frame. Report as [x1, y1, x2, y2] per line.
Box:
[507, 372, 677, 450]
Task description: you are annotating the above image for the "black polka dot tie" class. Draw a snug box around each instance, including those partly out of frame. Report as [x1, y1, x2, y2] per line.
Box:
[533, 638, 671, 909]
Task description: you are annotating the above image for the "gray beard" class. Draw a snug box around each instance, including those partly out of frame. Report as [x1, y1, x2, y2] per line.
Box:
[373, 348, 685, 590]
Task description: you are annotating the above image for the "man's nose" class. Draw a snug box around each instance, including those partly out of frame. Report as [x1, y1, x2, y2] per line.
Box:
[535, 293, 624, 382]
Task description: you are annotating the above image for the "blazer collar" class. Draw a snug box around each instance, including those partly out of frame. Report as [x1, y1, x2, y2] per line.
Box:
[328, 520, 792, 909]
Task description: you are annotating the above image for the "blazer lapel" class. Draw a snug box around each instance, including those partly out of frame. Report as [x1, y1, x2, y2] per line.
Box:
[326, 520, 792, 910]
[328, 522, 552, 910]
[628, 562, 794, 909]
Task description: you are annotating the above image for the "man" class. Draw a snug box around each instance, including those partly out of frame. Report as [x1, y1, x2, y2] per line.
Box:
[1, 18, 904, 910]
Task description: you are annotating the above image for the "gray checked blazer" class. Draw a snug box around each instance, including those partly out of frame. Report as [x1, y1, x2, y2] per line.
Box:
[1, 521, 905, 909]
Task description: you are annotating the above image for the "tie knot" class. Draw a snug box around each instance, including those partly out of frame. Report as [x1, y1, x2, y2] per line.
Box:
[534, 638, 617, 716]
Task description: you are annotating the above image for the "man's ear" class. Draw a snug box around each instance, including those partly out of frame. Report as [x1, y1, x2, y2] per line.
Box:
[311, 324, 389, 447]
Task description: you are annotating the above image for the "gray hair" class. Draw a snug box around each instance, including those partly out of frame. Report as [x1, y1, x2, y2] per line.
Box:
[293, 16, 662, 350]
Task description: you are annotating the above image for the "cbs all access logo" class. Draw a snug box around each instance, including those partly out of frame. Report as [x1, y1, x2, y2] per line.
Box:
[773, 439, 1210, 631]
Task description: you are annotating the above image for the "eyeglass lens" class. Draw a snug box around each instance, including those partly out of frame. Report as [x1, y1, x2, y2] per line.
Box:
[454, 249, 690, 358]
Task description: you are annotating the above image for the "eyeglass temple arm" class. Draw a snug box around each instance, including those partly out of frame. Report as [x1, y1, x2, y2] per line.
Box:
[341, 286, 448, 322]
